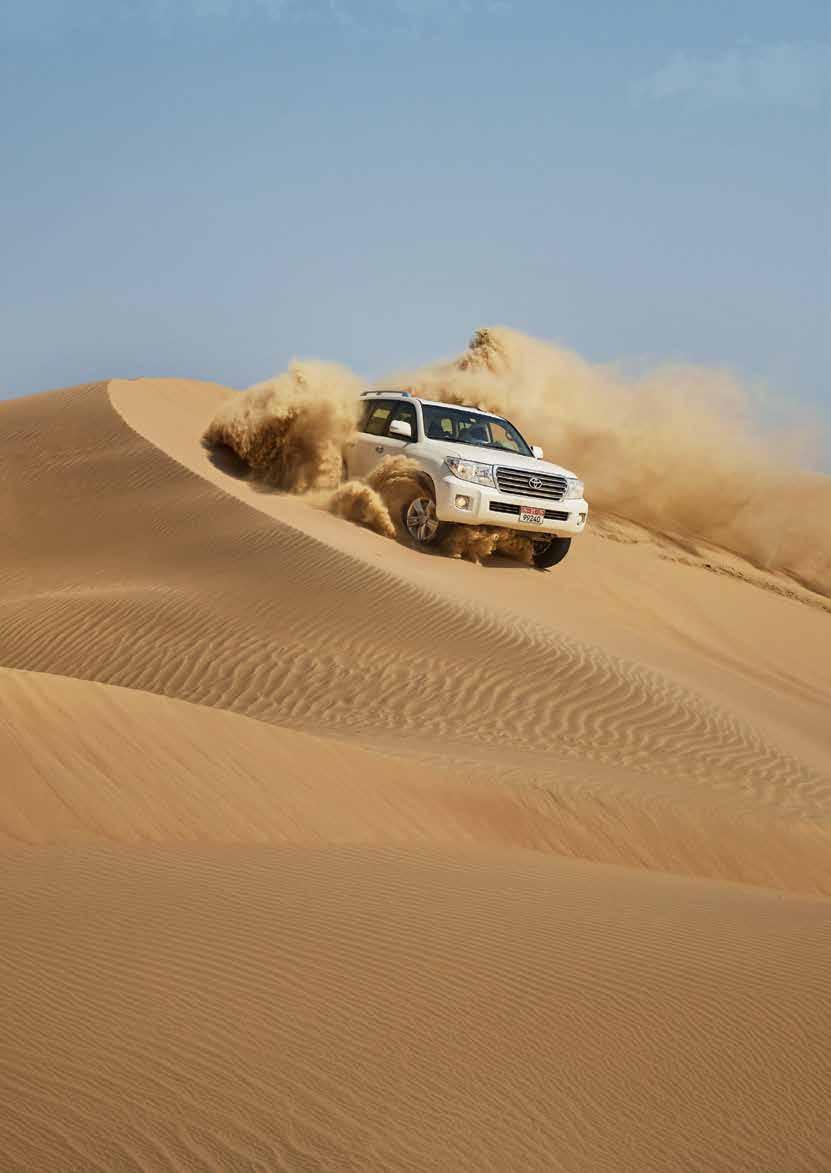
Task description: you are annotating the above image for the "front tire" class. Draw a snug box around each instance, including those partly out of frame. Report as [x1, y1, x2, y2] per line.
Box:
[402, 494, 448, 547]
[531, 535, 571, 569]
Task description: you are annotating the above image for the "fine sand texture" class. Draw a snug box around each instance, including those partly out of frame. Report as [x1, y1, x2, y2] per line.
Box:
[1, 379, 830, 1171]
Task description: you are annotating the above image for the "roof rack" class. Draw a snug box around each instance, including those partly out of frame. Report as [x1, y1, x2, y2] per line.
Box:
[360, 388, 413, 398]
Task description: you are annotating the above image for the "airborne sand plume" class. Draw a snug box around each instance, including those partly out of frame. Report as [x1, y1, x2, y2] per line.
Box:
[204, 327, 831, 593]
[204, 359, 363, 491]
[329, 456, 536, 562]
[396, 328, 831, 595]
[328, 458, 414, 540]
[205, 373, 536, 561]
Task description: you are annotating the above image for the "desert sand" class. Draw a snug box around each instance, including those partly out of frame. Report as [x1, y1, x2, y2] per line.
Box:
[1, 378, 830, 1171]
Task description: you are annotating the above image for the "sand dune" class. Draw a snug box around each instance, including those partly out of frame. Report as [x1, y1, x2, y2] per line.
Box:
[2, 378, 830, 1170]
[4, 666, 829, 894]
[110, 378, 831, 776]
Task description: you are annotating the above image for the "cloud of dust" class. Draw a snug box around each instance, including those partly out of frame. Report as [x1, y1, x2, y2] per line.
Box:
[203, 360, 362, 492]
[327, 454, 427, 539]
[328, 455, 534, 563]
[328, 480, 396, 539]
[327, 455, 426, 539]
[390, 327, 830, 595]
[204, 329, 830, 593]
[440, 526, 535, 564]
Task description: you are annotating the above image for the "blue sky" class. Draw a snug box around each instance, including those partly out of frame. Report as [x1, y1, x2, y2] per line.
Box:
[2, 1, 828, 441]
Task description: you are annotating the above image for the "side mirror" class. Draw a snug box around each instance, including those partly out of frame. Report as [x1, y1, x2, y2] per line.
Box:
[532, 445, 544, 460]
[389, 418, 413, 440]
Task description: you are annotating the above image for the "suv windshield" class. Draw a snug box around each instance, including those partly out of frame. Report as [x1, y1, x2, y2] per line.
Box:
[421, 404, 532, 457]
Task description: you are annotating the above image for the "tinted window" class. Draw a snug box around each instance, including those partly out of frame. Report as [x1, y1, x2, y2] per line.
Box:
[363, 401, 395, 436]
[423, 408, 457, 441]
[357, 401, 374, 431]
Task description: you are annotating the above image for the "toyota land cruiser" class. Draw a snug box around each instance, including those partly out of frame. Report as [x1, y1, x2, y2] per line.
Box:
[343, 391, 588, 568]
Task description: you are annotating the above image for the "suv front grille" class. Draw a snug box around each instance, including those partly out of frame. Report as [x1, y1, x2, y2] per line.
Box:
[495, 467, 568, 500]
[489, 502, 569, 521]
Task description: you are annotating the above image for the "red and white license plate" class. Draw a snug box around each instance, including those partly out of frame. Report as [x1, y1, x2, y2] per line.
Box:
[519, 505, 545, 525]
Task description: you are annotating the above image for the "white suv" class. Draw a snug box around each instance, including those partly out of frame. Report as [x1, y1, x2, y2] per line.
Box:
[344, 391, 588, 568]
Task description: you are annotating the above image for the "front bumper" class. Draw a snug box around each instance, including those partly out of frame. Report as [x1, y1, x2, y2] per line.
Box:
[434, 474, 588, 537]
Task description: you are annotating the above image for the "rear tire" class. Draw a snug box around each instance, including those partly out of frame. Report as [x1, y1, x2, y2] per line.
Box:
[402, 493, 448, 547]
[531, 535, 571, 569]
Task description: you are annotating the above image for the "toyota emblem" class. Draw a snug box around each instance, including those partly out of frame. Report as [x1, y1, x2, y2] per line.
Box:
[528, 476, 543, 490]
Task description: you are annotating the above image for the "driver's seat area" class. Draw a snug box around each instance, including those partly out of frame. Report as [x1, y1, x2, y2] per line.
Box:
[465, 422, 489, 444]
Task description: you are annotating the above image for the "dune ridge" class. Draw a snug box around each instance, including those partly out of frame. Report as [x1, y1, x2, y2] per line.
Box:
[4, 666, 829, 894]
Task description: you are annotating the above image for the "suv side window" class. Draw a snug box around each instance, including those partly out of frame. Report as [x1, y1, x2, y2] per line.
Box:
[357, 400, 374, 432]
[423, 407, 457, 441]
[363, 401, 396, 436]
[390, 400, 418, 439]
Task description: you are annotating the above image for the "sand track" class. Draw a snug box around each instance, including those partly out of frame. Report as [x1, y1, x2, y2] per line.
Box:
[2, 378, 829, 1171]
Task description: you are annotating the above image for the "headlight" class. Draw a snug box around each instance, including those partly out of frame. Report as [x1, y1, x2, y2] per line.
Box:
[563, 477, 584, 500]
[445, 456, 495, 487]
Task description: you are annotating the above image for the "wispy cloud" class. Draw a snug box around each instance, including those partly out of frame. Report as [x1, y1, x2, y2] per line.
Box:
[637, 43, 830, 109]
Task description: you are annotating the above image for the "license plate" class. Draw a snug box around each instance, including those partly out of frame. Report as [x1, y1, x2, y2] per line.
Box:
[519, 506, 545, 525]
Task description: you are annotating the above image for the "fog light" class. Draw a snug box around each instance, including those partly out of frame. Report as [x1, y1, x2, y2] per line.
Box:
[454, 494, 472, 510]
[579, 513, 587, 524]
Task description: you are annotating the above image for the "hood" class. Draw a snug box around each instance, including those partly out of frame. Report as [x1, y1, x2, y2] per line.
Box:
[443, 441, 577, 481]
